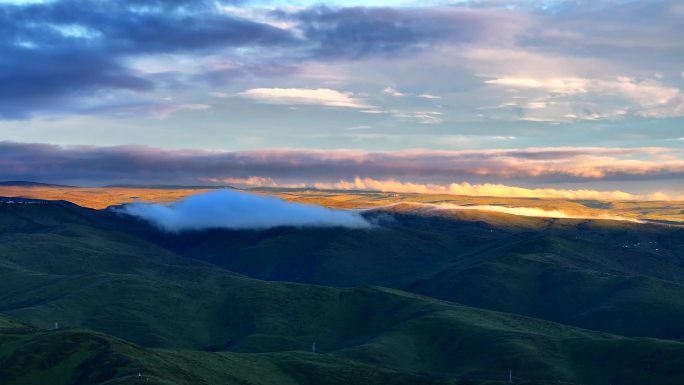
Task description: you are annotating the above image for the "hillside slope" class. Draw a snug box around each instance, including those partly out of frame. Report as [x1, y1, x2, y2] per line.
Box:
[128, 204, 684, 339]
[0, 315, 449, 385]
[2, 199, 684, 383]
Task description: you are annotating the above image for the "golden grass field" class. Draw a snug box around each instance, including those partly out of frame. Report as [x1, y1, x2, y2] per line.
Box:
[0, 186, 214, 209]
[2, 185, 684, 223]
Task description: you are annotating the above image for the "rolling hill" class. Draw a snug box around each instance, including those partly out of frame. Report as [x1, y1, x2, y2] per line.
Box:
[130, 203, 684, 340]
[0, 314, 450, 385]
[2, 197, 684, 383]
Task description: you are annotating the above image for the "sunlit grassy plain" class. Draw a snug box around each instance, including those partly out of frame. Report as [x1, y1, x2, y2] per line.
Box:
[1, 185, 684, 222]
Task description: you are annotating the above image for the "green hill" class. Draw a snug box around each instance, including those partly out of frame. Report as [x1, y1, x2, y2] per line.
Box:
[404, 232, 684, 339]
[0, 314, 450, 385]
[3, 199, 684, 383]
[130, 206, 684, 339]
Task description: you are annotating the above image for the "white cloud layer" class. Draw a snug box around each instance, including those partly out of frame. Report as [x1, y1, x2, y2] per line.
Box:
[222, 176, 679, 201]
[383, 87, 405, 96]
[119, 189, 371, 232]
[238, 88, 374, 109]
[310, 178, 646, 200]
[484, 75, 684, 121]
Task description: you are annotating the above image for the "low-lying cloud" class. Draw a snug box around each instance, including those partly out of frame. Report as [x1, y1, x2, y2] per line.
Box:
[224, 176, 677, 201]
[119, 189, 371, 231]
[308, 178, 644, 200]
[389, 203, 641, 223]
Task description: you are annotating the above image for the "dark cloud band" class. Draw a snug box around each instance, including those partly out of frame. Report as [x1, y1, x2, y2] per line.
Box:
[1, 141, 682, 186]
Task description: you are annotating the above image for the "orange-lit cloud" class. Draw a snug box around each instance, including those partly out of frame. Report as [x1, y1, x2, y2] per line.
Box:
[315, 178, 642, 200]
[222, 176, 677, 201]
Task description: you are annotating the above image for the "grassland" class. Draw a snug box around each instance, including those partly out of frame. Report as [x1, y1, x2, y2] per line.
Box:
[2, 184, 684, 222]
[3, 188, 684, 383]
[136, 204, 684, 340]
[0, 186, 216, 209]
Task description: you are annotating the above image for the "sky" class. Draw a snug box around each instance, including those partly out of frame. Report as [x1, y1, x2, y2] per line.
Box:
[1, 0, 684, 199]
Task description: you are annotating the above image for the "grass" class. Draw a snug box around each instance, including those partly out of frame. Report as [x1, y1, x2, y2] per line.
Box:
[2, 195, 684, 383]
[0, 316, 452, 385]
[136, 208, 684, 339]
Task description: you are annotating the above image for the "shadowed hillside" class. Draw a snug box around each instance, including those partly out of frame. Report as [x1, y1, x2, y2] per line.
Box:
[0, 315, 450, 385]
[2, 198, 684, 383]
[127, 203, 684, 340]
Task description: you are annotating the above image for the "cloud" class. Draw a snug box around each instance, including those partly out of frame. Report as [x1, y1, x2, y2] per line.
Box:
[383, 203, 641, 222]
[3, 142, 684, 188]
[0, 2, 515, 119]
[347, 125, 372, 130]
[383, 87, 405, 96]
[210, 92, 229, 98]
[0, 2, 507, 118]
[201, 62, 298, 86]
[485, 77, 589, 94]
[308, 178, 644, 201]
[392, 110, 443, 124]
[0, 0, 294, 118]
[383, 87, 442, 101]
[484, 75, 684, 121]
[417, 93, 441, 99]
[288, 6, 516, 59]
[0, 49, 154, 119]
[119, 189, 371, 231]
[494, 76, 681, 106]
[83, 102, 211, 119]
[4, 0, 682, 128]
[238, 88, 374, 109]
[215, 176, 678, 201]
